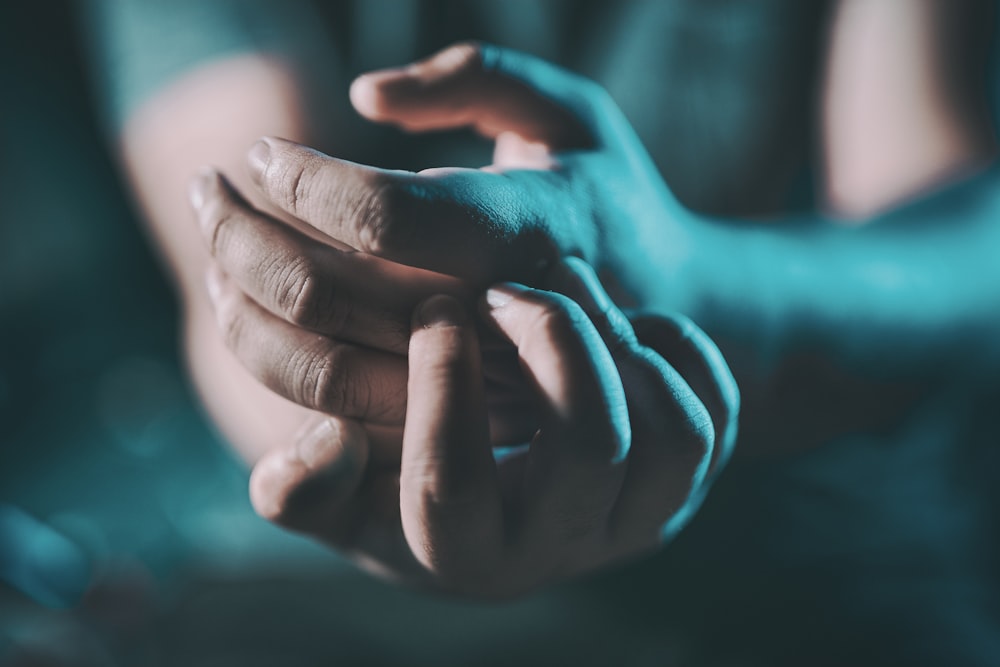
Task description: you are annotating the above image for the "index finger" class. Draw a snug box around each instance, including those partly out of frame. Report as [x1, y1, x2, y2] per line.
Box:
[400, 295, 504, 586]
[248, 137, 554, 282]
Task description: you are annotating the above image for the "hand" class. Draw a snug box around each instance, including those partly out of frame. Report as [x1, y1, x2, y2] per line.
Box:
[187, 42, 689, 447]
[246, 258, 738, 597]
[241, 41, 682, 287]
[190, 169, 536, 453]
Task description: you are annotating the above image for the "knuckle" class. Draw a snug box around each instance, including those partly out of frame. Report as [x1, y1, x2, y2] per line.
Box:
[356, 180, 412, 256]
[277, 256, 347, 335]
[295, 346, 369, 417]
[274, 256, 316, 324]
[306, 351, 344, 413]
[529, 293, 585, 341]
[273, 157, 321, 218]
[674, 405, 715, 473]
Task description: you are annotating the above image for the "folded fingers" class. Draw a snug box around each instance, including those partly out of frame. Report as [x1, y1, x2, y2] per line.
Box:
[545, 258, 735, 547]
[190, 168, 464, 355]
[205, 266, 409, 424]
[483, 283, 629, 552]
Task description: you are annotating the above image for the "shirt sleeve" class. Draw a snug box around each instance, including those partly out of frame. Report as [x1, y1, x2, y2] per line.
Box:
[76, 0, 341, 131]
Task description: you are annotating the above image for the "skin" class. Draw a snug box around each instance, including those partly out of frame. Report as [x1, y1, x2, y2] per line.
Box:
[822, 0, 996, 217]
[121, 54, 323, 462]
[232, 257, 736, 597]
[197, 36, 1000, 470]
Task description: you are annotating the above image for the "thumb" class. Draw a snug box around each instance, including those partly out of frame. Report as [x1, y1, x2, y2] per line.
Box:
[349, 42, 608, 150]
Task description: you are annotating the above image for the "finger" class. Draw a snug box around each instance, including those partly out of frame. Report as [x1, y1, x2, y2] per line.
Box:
[249, 415, 368, 532]
[399, 295, 504, 586]
[190, 168, 464, 354]
[206, 266, 408, 424]
[246, 138, 554, 282]
[483, 343, 540, 445]
[632, 314, 740, 477]
[544, 258, 720, 544]
[483, 284, 629, 547]
[250, 419, 431, 584]
[350, 42, 613, 150]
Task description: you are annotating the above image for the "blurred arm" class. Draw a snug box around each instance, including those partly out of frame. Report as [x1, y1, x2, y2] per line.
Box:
[821, 0, 996, 218]
[661, 168, 1000, 396]
[80, 0, 344, 461]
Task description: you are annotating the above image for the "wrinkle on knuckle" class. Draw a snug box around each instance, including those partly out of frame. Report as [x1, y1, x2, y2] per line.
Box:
[308, 351, 344, 414]
[298, 346, 370, 418]
[273, 158, 320, 220]
[279, 342, 331, 411]
[290, 162, 310, 216]
[356, 181, 412, 256]
[279, 257, 343, 334]
[286, 271, 319, 328]
[270, 255, 311, 321]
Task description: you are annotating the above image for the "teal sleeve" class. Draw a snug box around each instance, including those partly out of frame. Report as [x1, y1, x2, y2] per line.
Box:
[76, 0, 341, 131]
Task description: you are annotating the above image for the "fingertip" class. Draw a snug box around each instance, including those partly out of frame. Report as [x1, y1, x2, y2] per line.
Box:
[247, 138, 272, 184]
[351, 43, 481, 122]
[188, 166, 220, 211]
[350, 69, 423, 122]
[248, 451, 292, 522]
[349, 74, 382, 118]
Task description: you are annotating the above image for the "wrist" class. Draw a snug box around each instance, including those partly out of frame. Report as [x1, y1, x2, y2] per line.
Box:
[601, 192, 708, 318]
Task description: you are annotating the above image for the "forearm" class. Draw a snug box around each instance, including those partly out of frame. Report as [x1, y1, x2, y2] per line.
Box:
[77, 0, 351, 460]
[120, 55, 320, 462]
[637, 166, 1000, 379]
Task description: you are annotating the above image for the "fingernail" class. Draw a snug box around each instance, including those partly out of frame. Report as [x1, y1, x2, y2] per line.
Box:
[294, 418, 337, 469]
[417, 294, 466, 328]
[189, 167, 217, 209]
[204, 265, 224, 303]
[247, 139, 271, 183]
[484, 283, 528, 310]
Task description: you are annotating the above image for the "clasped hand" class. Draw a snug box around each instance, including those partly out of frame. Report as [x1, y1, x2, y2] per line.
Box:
[188, 43, 737, 596]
